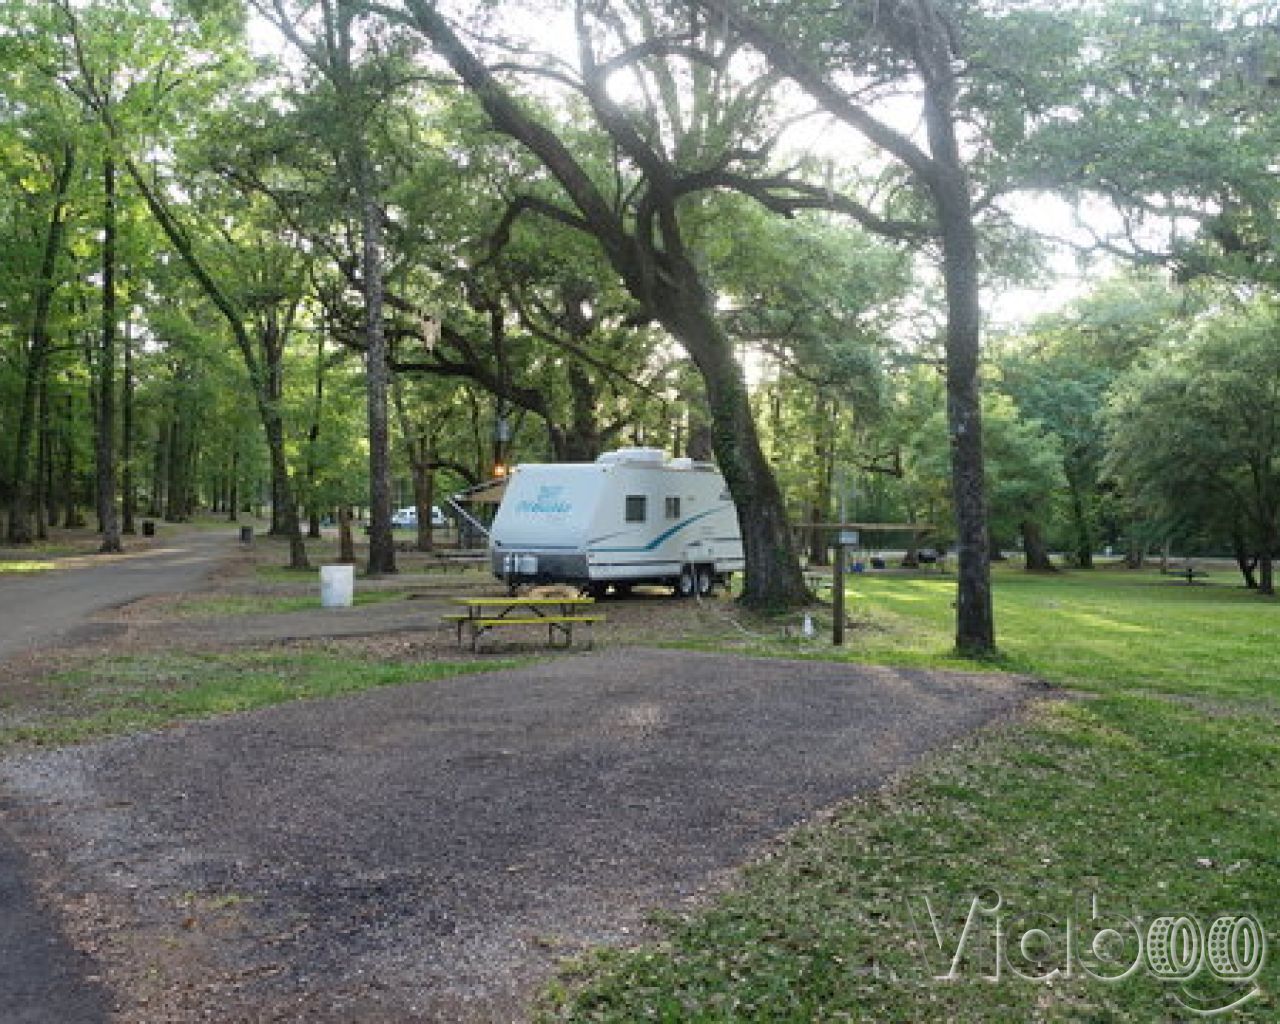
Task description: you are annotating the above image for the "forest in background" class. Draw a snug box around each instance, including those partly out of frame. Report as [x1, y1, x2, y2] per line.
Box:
[3, 0, 1279, 651]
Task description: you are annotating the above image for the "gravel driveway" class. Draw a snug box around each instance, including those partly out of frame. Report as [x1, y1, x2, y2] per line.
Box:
[0, 649, 1033, 1022]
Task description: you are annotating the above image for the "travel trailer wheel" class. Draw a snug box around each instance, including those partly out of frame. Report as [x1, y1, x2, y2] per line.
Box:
[695, 566, 714, 596]
[676, 566, 696, 598]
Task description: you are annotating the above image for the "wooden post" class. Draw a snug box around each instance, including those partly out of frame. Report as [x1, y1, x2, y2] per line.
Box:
[338, 504, 355, 564]
[833, 540, 846, 646]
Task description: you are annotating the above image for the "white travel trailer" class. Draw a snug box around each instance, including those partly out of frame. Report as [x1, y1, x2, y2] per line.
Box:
[489, 448, 744, 596]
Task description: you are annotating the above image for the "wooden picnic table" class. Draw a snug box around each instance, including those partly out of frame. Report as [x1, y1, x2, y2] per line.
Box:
[1163, 565, 1210, 584]
[443, 596, 602, 651]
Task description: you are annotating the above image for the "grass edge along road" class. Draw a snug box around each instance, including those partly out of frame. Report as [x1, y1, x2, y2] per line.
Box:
[0, 651, 524, 749]
[539, 568, 1279, 1022]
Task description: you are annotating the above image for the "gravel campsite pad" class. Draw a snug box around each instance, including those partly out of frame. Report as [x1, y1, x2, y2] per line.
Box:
[0, 649, 1032, 1022]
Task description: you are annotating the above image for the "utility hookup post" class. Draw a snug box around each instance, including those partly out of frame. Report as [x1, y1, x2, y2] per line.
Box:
[833, 541, 845, 645]
[833, 528, 858, 646]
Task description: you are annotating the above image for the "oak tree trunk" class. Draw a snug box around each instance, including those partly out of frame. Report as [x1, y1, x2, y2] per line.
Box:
[338, 504, 356, 564]
[1020, 519, 1055, 572]
[35, 371, 50, 541]
[125, 149, 305, 558]
[227, 449, 239, 522]
[685, 0, 995, 639]
[1258, 516, 1277, 597]
[150, 421, 166, 518]
[122, 314, 135, 533]
[808, 397, 835, 566]
[305, 328, 325, 540]
[1124, 532, 1147, 569]
[7, 144, 75, 545]
[261, 405, 309, 569]
[902, 513, 922, 568]
[358, 148, 396, 576]
[1231, 530, 1257, 589]
[412, 449, 434, 552]
[564, 362, 603, 461]
[1067, 472, 1094, 568]
[165, 418, 184, 521]
[935, 174, 994, 654]
[96, 155, 122, 553]
[660, 288, 807, 608]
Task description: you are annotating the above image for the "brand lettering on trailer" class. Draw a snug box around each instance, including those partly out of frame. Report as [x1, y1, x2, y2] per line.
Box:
[517, 484, 572, 517]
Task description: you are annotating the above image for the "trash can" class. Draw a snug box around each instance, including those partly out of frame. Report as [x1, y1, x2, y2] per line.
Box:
[239, 526, 253, 545]
[142, 521, 155, 537]
[320, 565, 354, 608]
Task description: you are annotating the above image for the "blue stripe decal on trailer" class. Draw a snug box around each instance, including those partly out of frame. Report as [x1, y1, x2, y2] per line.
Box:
[589, 507, 726, 553]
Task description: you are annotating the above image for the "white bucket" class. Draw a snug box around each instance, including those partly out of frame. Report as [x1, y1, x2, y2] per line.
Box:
[320, 564, 354, 608]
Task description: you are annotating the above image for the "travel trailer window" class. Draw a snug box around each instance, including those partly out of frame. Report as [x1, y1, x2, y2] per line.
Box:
[625, 495, 647, 522]
[665, 496, 681, 519]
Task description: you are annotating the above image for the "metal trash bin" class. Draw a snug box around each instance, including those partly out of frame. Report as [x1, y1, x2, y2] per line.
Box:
[239, 526, 253, 545]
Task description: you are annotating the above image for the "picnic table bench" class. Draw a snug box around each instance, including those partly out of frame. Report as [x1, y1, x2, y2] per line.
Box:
[444, 596, 603, 651]
[1163, 565, 1210, 584]
[914, 548, 948, 572]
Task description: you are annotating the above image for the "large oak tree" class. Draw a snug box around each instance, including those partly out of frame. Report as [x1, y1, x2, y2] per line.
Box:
[364, 0, 831, 607]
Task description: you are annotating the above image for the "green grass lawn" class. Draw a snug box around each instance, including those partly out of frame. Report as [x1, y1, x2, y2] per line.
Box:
[169, 589, 406, 617]
[0, 538, 97, 570]
[0, 650, 521, 748]
[0, 559, 62, 575]
[844, 567, 1279, 700]
[540, 567, 1280, 1022]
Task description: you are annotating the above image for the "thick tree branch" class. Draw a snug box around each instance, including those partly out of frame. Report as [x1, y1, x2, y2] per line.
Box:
[380, 0, 633, 271]
[693, 0, 939, 188]
[487, 195, 595, 261]
[600, 37, 713, 79]
[508, 289, 664, 400]
[674, 168, 935, 241]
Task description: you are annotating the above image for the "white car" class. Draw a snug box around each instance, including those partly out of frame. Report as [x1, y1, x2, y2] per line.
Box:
[391, 506, 448, 528]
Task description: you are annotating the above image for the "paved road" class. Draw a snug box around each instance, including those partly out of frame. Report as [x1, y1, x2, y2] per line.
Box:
[1, 528, 232, 1022]
[0, 530, 231, 662]
[0, 649, 1033, 1022]
[0, 810, 110, 1022]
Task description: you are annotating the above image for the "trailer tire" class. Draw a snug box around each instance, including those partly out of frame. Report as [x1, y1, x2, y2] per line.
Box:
[695, 565, 714, 597]
[676, 566, 696, 598]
